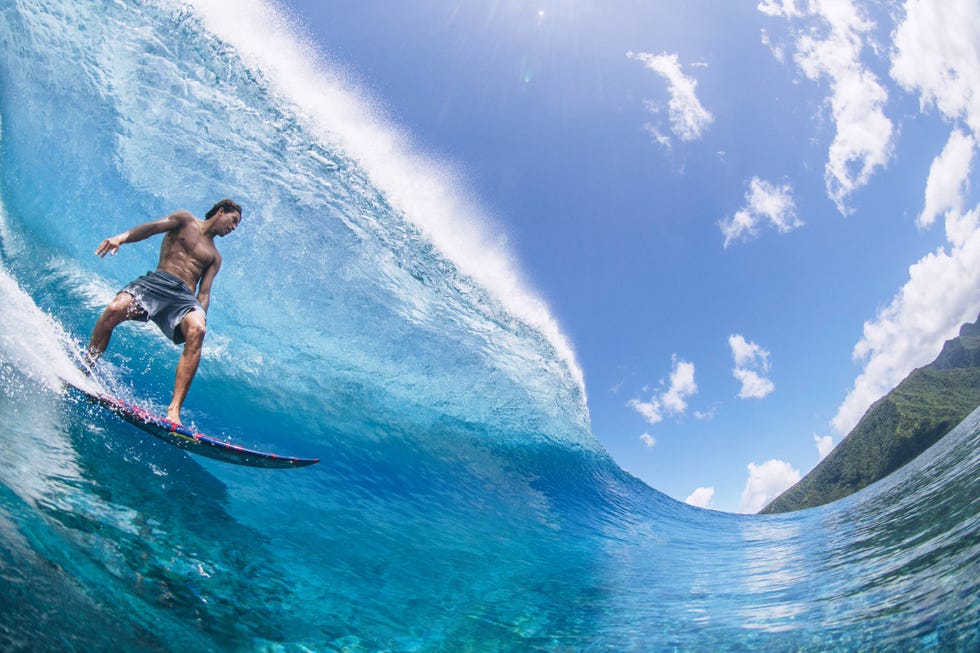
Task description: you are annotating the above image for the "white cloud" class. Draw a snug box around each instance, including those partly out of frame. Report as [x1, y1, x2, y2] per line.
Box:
[644, 123, 673, 150]
[729, 334, 776, 399]
[640, 432, 656, 448]
[629, 356, 698, 425]
[760, 28, 786, 63]
[832, 233, 980, 434]
[757, 0, 803, 19]
[891, 0, 980, 137]
[686, 486, 715, 509]
[730, 334, 770, 368]
[733, 369, 776, 400]
[919, 130, 976, 240]
[814, 434, 834, 460]
[761, 0, 894, 214]
[720, 177, 801, 247]
[662, 358, 697, 413]
[694, 404, 719, 421]
[628, 397, 663, 425]
[739, 459, 801, 513]
[832, 1, 980, 436]
[629, 51, 714, 142]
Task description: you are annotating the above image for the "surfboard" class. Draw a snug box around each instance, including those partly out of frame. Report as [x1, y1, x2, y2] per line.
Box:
[64, 381, 319, 469]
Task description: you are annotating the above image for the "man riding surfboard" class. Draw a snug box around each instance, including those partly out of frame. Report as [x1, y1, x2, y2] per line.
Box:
[85, 199, 242, 424]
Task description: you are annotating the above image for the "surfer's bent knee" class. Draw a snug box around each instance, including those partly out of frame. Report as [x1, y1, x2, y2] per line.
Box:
[180, 311, 207, 346]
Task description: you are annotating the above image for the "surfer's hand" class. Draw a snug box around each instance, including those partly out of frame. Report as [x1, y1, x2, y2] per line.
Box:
[96, 235, 124, 257]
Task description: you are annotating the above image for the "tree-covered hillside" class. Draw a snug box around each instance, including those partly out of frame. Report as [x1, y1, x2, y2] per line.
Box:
[762, 314, 980, 514]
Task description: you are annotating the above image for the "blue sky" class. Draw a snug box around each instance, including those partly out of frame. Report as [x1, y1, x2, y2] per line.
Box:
[208, 0, 980, 513]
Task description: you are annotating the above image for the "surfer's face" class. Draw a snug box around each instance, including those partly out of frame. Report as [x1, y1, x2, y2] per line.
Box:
[215, 209, 242, 237]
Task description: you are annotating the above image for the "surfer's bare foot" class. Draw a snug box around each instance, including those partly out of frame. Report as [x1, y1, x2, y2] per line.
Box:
[166, 407, 182, 425]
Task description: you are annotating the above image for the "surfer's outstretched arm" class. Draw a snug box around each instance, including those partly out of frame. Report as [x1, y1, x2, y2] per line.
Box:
[95, 211, 194, 257]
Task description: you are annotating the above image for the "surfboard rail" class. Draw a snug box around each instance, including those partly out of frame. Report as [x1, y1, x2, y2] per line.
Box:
[65, 381, 319, 469]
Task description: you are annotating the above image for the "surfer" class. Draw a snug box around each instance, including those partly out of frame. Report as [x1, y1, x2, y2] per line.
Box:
[84, 199, 243, 424]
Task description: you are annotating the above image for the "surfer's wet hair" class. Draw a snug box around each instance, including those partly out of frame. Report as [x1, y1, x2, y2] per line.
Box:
[205, 198, 242, 220]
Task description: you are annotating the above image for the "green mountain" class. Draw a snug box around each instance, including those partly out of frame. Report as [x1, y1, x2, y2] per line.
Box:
[761, 313, 980, 514]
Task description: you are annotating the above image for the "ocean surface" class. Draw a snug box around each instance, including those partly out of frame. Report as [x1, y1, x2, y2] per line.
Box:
[0, 2, 977, 651]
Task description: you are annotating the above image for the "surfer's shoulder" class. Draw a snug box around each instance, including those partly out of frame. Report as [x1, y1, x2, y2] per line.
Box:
[166, 209, 196, 223]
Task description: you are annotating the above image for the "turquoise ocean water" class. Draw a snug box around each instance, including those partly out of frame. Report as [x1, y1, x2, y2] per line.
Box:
[0, 2, 977, 650]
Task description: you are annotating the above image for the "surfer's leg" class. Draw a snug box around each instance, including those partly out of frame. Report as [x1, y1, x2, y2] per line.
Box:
[167, 310, 206, 424]
[85, 292, 145, 366]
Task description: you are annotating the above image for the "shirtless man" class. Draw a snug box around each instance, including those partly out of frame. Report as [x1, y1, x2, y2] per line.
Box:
[86, 199, 242, 424]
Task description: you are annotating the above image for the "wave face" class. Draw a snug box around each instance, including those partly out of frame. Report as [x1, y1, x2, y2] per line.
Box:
[0, 2, 977, 651]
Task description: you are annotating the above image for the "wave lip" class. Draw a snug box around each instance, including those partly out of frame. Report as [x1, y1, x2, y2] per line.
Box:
[183, 0, 589, 401]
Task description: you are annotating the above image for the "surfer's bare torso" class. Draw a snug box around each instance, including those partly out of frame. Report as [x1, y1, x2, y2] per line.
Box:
[97, 209, 239, 311]
[154, 212, 222, 307]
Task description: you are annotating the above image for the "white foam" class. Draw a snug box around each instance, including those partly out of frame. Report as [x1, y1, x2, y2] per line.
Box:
[0, 195, 95, 392]
[181, 0, 587, 399]
[0, 264, 97, 390]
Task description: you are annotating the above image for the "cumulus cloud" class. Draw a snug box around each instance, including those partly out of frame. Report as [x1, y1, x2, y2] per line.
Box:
[720, 177, 801, 248]
[629, 51, 714, 142]
[918, 130, 976, 236]
[730, 334, 768, 368]
[814, 434, 834, 460]
[686, 486, 715, 509]
[663, 358, 697, 413]
[629, 397, 664, 425]
[922, 129, 979, 251]
[740, 459, 801, 513]
[640, 432, 656, 448]
[891, 0, 980, 137]
[761, 0, 894, 214]
[832, 233, 980, 434]
[729, 334, 775, 399]
[833, 1, 980, 436]
[628, 356, 698, 425]
[733, 369, 776, 400]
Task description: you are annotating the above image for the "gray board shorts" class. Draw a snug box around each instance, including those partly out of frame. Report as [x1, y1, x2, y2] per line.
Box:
[120, 270, 203, 345]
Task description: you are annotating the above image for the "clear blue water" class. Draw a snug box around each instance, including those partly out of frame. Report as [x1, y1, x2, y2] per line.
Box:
[0, 2, 977, 651]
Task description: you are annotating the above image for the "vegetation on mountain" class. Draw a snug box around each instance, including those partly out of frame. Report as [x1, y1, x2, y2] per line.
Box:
[761, 314, 980, 514]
